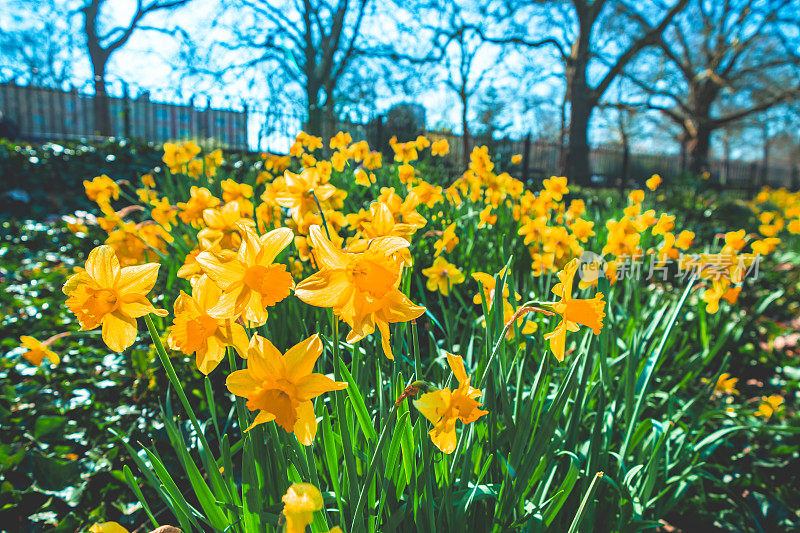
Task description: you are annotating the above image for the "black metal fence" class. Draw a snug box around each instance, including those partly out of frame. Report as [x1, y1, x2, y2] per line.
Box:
[1, 81, 796, 190]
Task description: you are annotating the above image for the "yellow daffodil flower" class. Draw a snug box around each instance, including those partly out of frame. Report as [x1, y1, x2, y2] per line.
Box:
[433, 222, 459, 256]
[755, 395, 784, 418]
[88, 522, 129, 533]
[543, 258, 605, 361]
[195, 225, 294, 325]
[83, 175, 120, 205]
[431, 139, 450, 156]
[295, 225, 425, 359]
[226, 334, 347, 444]
[413, 354, 488, 453]
[646, 174, 662, 190]
[63, 245, 166, 352]
[422, 256, 465, 296]
[20, 336, 60, 366]
[168, 275, 249, 374]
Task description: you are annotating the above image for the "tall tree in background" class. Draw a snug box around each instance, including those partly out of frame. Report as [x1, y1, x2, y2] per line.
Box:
[628, 0, 800, 174]
[211, 0, 374, 137]
[433, 10, 502, 167]
[0, 0, 76, 88]
[477, 0, 688, 183]
[80, 0, 190, 135]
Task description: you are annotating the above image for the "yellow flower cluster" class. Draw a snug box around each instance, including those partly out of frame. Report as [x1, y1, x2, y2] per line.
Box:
[55, 129, 795, 455]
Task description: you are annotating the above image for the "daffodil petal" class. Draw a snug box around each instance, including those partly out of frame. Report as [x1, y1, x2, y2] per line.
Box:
[101, 311, 137, 352]
[86, 245, 120, 288]
[292, 401, 318, 446]
[283, 334, 323, 382]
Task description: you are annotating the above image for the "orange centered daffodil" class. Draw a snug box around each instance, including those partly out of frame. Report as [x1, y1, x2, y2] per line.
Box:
[543, 258, 606, 361]
[295, 225, 425, 359]
[413, 354, 488, 453]
[63, 245, 167, 352]
[168, 274, 249, 374]
[226, 333, 347, 445]
[196, 225, 294, 325]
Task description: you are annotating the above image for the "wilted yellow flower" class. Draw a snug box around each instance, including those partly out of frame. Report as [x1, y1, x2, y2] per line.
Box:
[168, 275, 249, 374]
[196, 226, 294, 325]
[295, 225, 425, 359]
[63, 245, 166, 352]
[422, 257, 465, 296]
[226, 334, 347, 444]
[20, 336, 59, 366]
[414, 354, 488, 453]
[543, 258, 605, 361]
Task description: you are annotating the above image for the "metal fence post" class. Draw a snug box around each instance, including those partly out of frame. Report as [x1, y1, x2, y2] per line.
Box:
[522, 133, 531, 183]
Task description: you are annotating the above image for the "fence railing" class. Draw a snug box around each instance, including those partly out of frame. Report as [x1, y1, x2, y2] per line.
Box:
[1, 81, 796, 190]
[0, 82, 248, 149]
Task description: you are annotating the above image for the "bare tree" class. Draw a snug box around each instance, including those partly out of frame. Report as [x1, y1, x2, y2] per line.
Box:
[628, 0, 800, 175]
[433, 12, 503, 167]
[0, 0, 76, 87]
[80, 0, 191, 135]
[469, 0, 689, 184]
[199, 0, 378, 137]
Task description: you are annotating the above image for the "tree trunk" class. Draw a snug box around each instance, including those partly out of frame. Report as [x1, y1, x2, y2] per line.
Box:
[619, 133, 630, 198]
[566, 87, 592, 185]
[461, 88, 470, 170]
[679, 132, 688, 174]
[558, 92, 568, 176]
[687, 125, 712, 175]
[91, 60, 112, 136]
[305, 83, 323, 138]
[760, 129, 770, 188]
